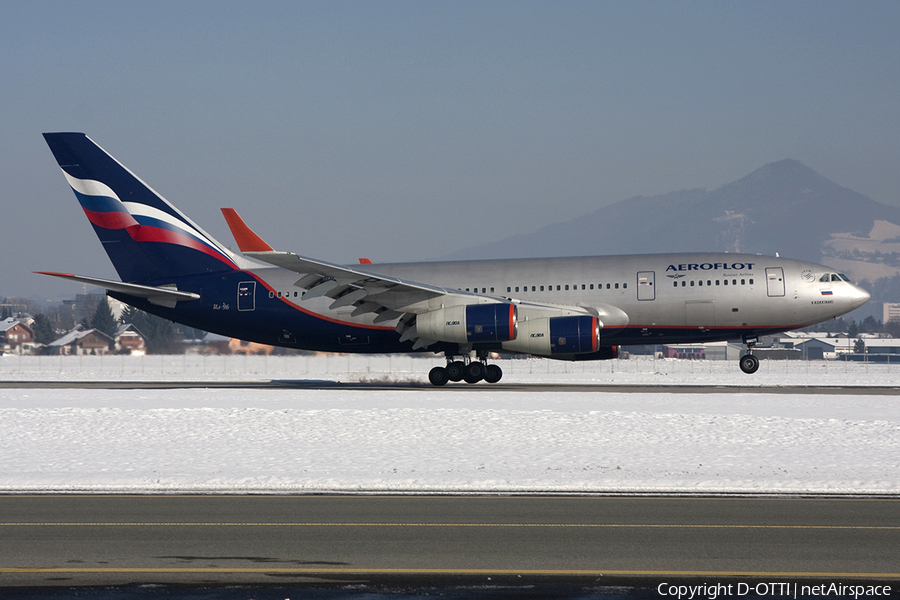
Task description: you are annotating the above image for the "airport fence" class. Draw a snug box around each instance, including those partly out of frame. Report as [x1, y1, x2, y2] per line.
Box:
[1, 353, 899, 385]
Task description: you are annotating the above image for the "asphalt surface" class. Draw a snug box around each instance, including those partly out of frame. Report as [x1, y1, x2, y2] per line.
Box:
[1, 379, 899, 393]
[1, 495, 899, 587]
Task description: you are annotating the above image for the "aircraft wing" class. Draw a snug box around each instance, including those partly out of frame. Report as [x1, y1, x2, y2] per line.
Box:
[222, 209, 610, 349]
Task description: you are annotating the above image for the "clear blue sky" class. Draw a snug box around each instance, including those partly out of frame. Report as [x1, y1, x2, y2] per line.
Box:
[3, 1, 899, 299]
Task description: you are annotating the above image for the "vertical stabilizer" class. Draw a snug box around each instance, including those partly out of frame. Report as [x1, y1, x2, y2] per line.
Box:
[43, 132, 238, 283]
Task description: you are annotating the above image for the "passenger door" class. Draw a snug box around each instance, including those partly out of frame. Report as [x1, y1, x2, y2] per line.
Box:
[637, 271, 655, 301]
[766, 267, 785, 297]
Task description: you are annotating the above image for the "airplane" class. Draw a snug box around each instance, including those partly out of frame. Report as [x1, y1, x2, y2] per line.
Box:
[39, 132, 871, 385]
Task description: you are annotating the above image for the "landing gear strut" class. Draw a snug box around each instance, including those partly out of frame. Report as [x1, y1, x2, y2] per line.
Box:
[428, 351, 503, 386]
[739, 337, 760, 374]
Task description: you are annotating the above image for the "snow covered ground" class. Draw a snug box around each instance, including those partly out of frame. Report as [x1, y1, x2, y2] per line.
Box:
[1, 355, 898, 494]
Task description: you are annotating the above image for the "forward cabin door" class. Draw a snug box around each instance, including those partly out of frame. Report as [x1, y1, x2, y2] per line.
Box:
[637, 271, 656, 301]
[766, 267, 785, 297]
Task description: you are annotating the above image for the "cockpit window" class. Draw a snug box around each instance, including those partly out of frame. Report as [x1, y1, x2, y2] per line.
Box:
[839, 274, 851, 282]
[831, 274, 842, 282]
[820, 274, 831, 282]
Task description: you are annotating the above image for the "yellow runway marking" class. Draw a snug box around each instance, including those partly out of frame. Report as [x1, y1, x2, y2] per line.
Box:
[1, 567, 899, 578]
[2, 522, 899, 529]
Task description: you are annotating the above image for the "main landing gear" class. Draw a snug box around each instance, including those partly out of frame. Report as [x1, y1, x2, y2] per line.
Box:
[428, 351, 503, 386]
[739, 337, 760, 374]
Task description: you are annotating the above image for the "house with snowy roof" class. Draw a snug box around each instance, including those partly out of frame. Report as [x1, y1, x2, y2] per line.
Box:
[0, 317, 35, 355]
[114, 323, 146, 355]
[46, 327, 113, 355]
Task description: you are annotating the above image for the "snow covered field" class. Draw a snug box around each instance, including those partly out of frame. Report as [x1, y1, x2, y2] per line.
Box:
[1, 355, 898, 494]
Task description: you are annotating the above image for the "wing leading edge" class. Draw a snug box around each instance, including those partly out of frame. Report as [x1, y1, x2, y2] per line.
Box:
[219, 209, 615, 350]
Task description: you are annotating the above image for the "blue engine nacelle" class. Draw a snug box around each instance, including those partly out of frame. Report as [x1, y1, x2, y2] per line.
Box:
[502, 315, 599, 356]
[416, 303, 517, 344]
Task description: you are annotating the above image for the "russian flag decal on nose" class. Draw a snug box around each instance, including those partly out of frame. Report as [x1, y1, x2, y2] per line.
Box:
[821, 290, 833, 295]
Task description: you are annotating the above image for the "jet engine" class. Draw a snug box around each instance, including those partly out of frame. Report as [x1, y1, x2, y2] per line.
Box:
[502, 315, 599, 356]
[416, 303, 517, 344]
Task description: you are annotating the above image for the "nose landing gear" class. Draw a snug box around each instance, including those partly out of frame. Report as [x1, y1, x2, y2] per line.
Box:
[739, 336, 760, 374]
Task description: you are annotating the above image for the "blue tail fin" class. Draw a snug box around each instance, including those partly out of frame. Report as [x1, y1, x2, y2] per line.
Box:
[43, 132, 238, 283]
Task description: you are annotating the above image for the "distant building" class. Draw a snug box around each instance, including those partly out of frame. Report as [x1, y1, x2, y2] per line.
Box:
[884, 303, 900, 324]
[662, 345, 706, 360]
[0, 317, 35, 355]
[46, 327, 113, 355]
[114, 323, 146, 355]
[661, 342, 734, 360]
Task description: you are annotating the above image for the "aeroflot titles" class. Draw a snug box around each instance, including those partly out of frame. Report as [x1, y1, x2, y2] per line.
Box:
[666, 262, 755, 272]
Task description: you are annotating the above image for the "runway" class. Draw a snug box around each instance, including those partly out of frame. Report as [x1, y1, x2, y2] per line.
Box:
[1, 379, 898, 394]
[1, 495, 899, 587]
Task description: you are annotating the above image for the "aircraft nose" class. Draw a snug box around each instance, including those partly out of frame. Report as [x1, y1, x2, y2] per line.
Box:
[849, 284, 871, 309]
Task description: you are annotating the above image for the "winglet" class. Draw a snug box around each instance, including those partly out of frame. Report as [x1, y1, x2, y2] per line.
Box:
[358, 258, 372, 264]
[221, 208, 274, 252]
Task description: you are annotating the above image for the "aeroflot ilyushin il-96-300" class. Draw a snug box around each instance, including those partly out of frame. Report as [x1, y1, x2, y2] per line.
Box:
[39, 133, 871, 385]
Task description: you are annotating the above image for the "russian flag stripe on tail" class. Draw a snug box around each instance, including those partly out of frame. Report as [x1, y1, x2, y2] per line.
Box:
[43, 133, 239, 283]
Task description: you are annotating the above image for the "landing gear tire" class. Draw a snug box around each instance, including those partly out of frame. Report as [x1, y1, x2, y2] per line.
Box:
[739, 354, 760, 374]
[429, 366, 449, 386]
[463, 361, 485, 384]
[483, 364, 503, 384]
[446, 361, 466, 382]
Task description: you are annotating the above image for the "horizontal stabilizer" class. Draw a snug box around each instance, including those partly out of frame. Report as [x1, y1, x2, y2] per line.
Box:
[35, 272, 200, 309]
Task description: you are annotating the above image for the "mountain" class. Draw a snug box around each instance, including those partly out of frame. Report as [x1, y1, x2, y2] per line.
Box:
[444, 159, 900, 284]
